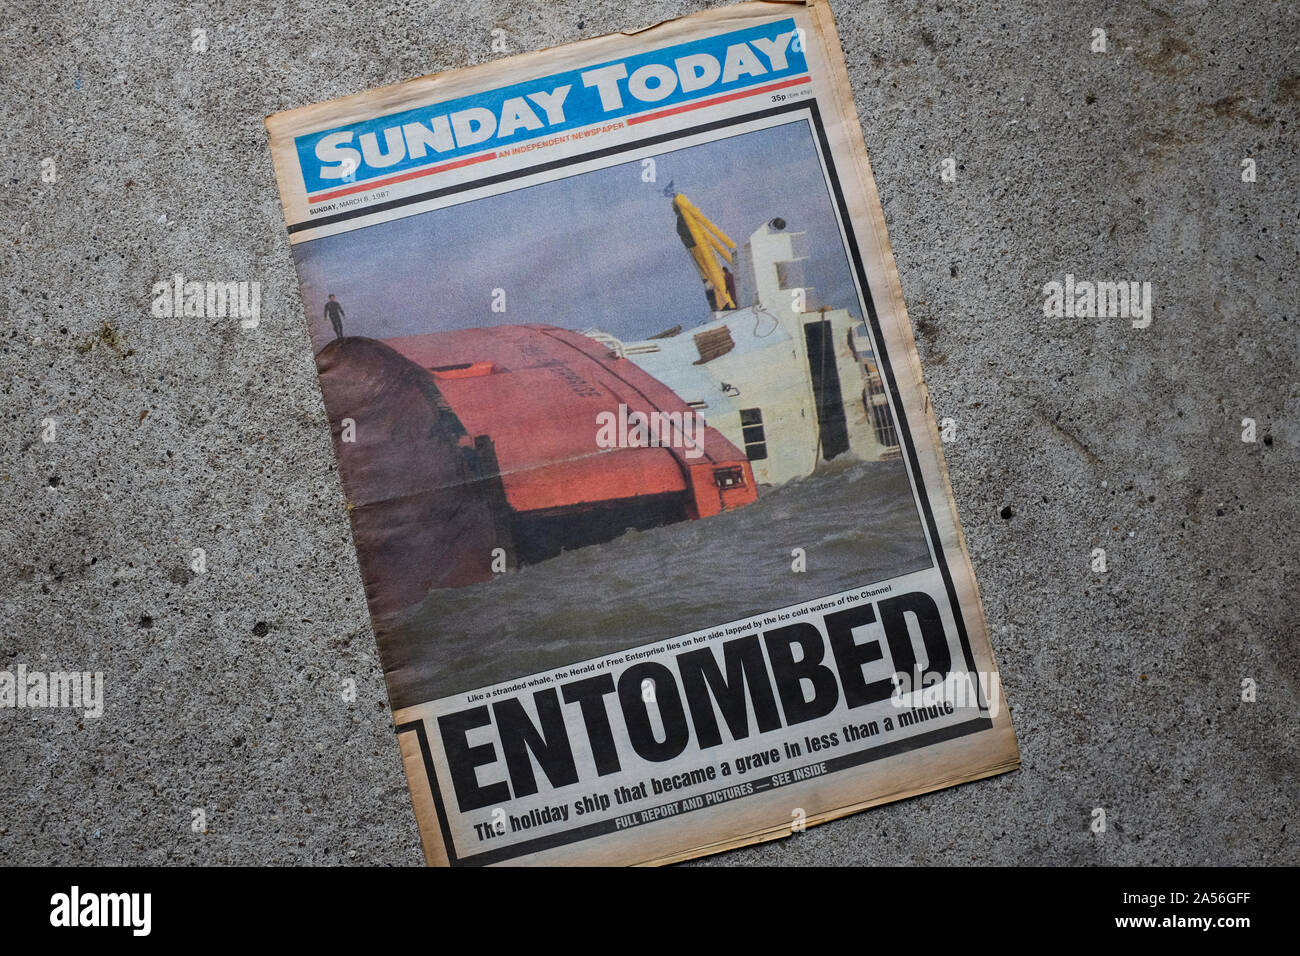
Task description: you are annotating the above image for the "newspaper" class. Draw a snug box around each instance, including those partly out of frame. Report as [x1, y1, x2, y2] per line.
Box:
[265, 0, 1019, 866]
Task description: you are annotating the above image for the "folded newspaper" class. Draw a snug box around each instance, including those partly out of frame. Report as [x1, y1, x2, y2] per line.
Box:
[265, 0, 1019, 866]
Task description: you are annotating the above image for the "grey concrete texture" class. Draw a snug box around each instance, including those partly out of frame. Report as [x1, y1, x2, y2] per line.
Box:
[1, 0, 1295, 866]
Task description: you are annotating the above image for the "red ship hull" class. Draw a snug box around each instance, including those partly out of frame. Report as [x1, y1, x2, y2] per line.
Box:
[316, 325, 756, 614]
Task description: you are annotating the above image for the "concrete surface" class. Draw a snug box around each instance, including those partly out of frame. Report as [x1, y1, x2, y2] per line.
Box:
[1, 0, 1296, 866]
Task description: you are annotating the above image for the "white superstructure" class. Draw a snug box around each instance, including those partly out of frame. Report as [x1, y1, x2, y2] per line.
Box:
[587, 217, 901, 487]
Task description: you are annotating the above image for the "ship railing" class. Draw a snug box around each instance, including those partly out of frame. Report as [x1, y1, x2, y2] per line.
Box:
[582, 329, 626, 359]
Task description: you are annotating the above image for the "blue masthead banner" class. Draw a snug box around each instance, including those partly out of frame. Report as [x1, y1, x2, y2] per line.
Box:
[294, 19, 805, 195]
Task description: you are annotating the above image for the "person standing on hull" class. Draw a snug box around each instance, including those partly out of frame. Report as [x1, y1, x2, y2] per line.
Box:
[324, 294, 345, 339]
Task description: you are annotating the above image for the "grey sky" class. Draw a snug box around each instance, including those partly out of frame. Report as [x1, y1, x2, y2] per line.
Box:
[294, 119, 861, 349]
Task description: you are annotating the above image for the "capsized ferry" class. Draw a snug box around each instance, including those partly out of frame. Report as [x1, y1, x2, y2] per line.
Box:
[320, 323, 756, 612]
[320, 194, 900, 608]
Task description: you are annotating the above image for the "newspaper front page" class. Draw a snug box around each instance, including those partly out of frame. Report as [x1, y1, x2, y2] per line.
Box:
[265, 0, 1019, 866]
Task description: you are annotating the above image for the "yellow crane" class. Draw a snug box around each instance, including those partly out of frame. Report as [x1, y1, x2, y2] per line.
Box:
[671, 193, 738, 310]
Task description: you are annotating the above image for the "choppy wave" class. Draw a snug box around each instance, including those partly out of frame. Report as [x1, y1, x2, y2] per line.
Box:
[382, 456, 931, 707]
